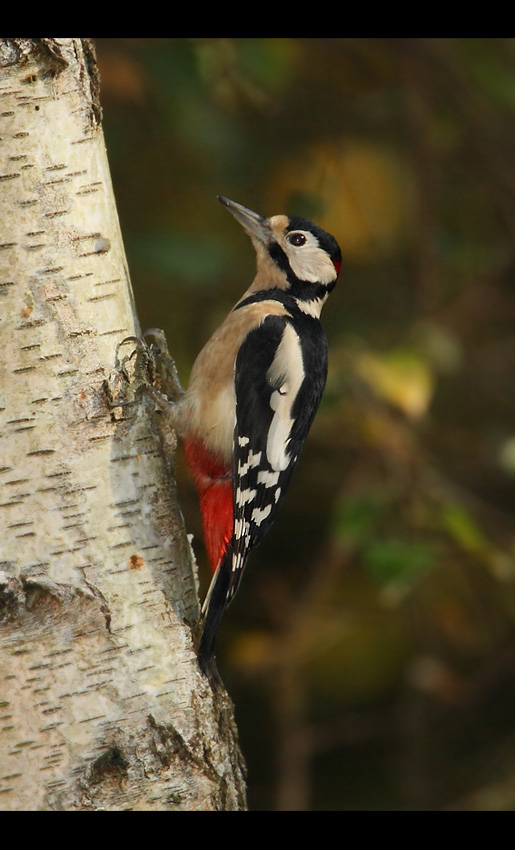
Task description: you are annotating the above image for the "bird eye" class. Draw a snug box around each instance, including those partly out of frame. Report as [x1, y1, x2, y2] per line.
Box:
[287, 232, 307, 247]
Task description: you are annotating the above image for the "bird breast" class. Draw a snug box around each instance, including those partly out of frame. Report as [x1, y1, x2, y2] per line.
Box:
[182, 298, 292, 463]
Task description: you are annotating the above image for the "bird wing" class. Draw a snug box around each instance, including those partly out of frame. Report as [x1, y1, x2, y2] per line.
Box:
[228, 313, 327, 602]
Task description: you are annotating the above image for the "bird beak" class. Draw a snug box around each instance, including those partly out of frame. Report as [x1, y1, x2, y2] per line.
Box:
[218, 196, 271, 245]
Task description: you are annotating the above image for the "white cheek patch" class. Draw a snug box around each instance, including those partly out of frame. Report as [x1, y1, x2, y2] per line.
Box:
[285, 232, 337, 286]
[266, 323, 304, 472]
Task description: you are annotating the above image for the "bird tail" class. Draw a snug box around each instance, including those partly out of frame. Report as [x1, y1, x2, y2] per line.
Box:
[198, 544, 247, 678]
[198, 555, 230, 677]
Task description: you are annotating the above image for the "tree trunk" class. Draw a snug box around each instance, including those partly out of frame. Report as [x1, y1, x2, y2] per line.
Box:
[0, 38, 246, 811]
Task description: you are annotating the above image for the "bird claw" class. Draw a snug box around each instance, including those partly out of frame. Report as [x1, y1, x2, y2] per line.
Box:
[104, 329, 185, 415]
[104, 335, 155, 411]
[142, 328, 185, 402]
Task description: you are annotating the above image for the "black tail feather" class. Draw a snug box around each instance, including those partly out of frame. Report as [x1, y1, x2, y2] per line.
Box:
[198, 555, 232, 677]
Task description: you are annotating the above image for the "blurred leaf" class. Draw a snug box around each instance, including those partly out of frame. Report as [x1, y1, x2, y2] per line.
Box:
[458, 38, 515, 110]
[332, 491, 387, 547]
[441, 502, 490, 556]
[363, 538, 438, 589]
[498, 436, 515, 475]
[237, 38, 298, 95]
[229, 629, 277, 673]
[193, 38, 297, 109]
[410, 321, 463, 375]
[355, 348, 435, 419]
[97, 51, 146, 102]
[267, 140, 409, 261]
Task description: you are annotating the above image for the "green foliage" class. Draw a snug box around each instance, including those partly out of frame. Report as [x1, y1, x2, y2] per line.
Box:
[363, 538, 438, 588]
[332, 491, 387, 547]
[440, 501, 490, 557]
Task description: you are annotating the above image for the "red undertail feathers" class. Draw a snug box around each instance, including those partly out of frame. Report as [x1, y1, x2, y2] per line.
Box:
[184, 436, 233, 571]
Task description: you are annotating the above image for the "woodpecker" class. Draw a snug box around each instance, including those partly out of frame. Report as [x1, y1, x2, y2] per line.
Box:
[138, 197, 341, 677]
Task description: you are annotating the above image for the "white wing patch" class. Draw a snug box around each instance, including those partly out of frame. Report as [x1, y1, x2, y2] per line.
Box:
[232, 552, 245, 574]
[238, 448, 262, 476]
[257, 469, 280, 487]
[236, 486, 257, 506]
[234, 518, 250, 539]
[251, 504, 272, 526]
[266, 323, 304, 472]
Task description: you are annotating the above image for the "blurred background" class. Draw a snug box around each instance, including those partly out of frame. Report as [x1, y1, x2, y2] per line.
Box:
[94, 38, 515, 811]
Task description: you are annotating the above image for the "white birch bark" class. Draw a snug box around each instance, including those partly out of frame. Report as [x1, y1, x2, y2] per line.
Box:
[0, 38, 246, 811]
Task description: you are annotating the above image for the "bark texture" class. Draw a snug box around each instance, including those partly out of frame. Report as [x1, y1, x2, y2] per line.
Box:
[0, 38, 246, 811]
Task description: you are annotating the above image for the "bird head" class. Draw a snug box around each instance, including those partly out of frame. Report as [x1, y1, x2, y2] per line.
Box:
[218, 196, 341, 309]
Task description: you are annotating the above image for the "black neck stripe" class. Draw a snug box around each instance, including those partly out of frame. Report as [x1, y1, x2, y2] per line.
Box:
[234, 289, 309, 318]
[268, 241, 291, 276]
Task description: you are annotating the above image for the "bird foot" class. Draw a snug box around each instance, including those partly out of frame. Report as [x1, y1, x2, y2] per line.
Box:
[104, 328, 184, 415]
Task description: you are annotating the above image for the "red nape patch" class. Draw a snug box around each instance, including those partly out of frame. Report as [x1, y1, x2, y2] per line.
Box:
[184, 437, 233, 571]
[333, 259, 342, 276]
